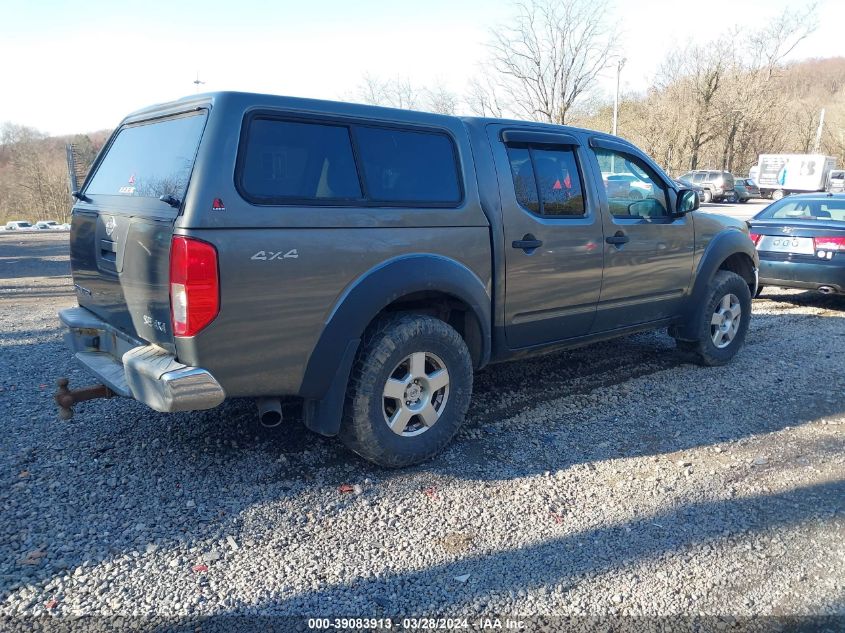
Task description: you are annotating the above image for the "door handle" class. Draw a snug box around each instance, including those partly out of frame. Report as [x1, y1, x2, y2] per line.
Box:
[605, 231, 629, 246]
[512, 234, 543, 251]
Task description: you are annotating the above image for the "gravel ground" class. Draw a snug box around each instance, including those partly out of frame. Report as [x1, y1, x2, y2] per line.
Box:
[0, 233, 843, 627]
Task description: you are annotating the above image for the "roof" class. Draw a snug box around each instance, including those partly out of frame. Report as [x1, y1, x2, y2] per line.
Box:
[121, 90, 615, 142]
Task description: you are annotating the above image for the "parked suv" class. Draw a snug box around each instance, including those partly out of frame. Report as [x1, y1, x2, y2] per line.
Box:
[735, 177, 760, 199]
[58, 92, 758, 467]
[678, 170, 736, 203]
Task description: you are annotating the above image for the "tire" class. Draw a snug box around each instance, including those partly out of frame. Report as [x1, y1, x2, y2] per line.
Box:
[676, 270, 751, 367]
[628, 190, 643, 200]
[739, 198, 748, 204]
[339, 314, 473, 467]
[755, 285, 765, 298]
[702, 189, 713, 203]
[772, 189, 785, 201]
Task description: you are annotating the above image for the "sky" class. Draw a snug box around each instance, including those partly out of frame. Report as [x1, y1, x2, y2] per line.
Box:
[0, 0, 840, 135]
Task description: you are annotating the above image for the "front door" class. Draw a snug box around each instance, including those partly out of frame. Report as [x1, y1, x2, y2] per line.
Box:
[489, 126, 605, 349]
[586, 141, 695, 332]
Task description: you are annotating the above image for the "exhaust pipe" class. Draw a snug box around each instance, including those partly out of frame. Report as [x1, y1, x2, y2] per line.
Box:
[818, 286, 836, 295]
[256, 397, 283, 428]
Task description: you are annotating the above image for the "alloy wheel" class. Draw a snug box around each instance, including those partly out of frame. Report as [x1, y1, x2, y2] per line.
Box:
[382, 351, 450, 437]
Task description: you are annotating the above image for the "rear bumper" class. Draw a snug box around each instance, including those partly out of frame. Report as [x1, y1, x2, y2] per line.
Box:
[758, 258, 845, 293]
[59, 307, 225, 412]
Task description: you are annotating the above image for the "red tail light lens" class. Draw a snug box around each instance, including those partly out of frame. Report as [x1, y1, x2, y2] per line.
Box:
[749, 232, 761, 245]
[813, 236, 845, 251]
[169, 236, 219, 337]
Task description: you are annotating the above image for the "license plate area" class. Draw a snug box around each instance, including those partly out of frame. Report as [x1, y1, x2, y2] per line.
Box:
[758, 235, 815, 255]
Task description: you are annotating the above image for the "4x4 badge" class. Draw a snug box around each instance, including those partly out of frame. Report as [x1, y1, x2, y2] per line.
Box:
[251, 250, 299, 260]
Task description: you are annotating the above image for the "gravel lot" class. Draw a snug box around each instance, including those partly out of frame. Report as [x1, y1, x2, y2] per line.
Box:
[1, 232, 843, 627]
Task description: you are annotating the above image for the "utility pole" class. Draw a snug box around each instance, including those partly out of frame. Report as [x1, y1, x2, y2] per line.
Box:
[812, 108, 825, 154]
[612, 57, 626, 136]
[193, 72, 205, 93]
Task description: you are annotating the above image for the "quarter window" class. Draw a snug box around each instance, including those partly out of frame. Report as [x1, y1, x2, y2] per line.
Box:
[595, 149, 669, 220]
[240, 119, 361, 201]
[506, 145, 586, 217]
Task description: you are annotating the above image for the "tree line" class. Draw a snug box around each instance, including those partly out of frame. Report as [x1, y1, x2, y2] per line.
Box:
[1, 0, 842, 223]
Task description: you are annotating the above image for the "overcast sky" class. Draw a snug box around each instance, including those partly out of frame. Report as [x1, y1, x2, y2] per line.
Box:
[1, 0, 840, 135]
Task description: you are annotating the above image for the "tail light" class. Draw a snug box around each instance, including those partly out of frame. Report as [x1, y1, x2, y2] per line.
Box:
[749, 232, 761, 245]
[170, 236, 219, 337]
[813, 236, 845, 252]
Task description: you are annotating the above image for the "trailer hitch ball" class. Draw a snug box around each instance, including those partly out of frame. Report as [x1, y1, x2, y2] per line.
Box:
[55, 377, 114, 420]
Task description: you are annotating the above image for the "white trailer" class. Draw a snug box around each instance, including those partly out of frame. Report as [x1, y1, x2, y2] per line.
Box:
[753, 153, 837, 200]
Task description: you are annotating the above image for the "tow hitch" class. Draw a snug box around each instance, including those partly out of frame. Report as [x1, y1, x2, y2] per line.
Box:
[54, 378, 114, 420]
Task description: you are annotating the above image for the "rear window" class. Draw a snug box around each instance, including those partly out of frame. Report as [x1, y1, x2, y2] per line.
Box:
[758, 198, 845, 221]
[85, 112, 207, 200]
[355, 127, 461, 204]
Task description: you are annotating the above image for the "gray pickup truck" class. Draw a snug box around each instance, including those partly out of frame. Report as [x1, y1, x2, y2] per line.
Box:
[58, 92, 758, 466]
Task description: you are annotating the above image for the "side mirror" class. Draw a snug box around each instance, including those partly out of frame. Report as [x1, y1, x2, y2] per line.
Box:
[676, 189, 700, 215]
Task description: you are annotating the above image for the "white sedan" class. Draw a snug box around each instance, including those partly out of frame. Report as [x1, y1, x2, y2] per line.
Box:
[35, 220, 67, 230]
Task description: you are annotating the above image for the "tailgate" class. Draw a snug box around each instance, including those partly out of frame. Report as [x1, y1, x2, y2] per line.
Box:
[70, 111, 208, 349]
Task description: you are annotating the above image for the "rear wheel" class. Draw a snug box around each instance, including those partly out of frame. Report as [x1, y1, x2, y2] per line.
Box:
[339, 314, 473, 467]
[755, 285, 765, 298]
[675, 270, 751, 366]
[772, 189, 785, 201]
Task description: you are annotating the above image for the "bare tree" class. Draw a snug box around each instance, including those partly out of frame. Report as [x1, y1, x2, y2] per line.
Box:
[425, 82, 459, 115]
[1, 123, 71, 221]
[466, 73, 506, 118]
[747, 3, 819, 79]
[486, 0, 618, 124]
[354, 74, 421, 110]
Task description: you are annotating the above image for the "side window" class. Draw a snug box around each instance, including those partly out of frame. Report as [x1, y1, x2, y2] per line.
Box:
[506, 145, 586, 217]
[692, 172, 706, 184]
[240, 119, 361, 202]
[354, 127, 461, 204]
[594, 148, 669, 220]
[506, 147, 539, 214]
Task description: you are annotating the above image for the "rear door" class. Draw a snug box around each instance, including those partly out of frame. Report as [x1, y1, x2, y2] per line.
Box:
[70, 111, 207, 350]
[489, 126, 605, 349]
[586, 139, 694, 331]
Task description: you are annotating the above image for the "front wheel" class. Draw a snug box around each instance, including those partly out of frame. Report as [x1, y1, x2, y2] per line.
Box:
[702, 189, 713, 203]
[675, 270, 751, 366]
[772, 189, 785, 201]
[339, 314, 473, 467]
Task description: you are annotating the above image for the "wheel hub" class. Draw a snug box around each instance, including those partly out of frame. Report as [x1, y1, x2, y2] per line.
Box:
[405, 382, 422, 403]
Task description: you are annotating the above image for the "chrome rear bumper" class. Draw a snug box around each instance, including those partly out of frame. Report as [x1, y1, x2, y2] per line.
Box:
[59, 307, 225, 413]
